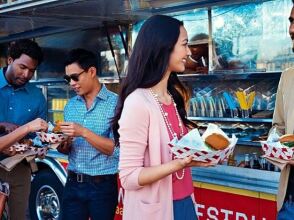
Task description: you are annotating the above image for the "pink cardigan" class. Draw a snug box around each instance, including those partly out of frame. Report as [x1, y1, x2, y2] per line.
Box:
[118, 88, 174, 220]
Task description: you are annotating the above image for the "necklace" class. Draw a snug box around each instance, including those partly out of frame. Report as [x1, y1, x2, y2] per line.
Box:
[149, 89, 184, 138]
[149, 88, 185, 180]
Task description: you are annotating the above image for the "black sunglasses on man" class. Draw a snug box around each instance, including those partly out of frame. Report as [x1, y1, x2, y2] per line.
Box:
[64, 70, 85, 84]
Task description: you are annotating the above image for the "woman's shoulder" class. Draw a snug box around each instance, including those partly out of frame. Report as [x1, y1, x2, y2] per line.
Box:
[123, 88, 156, 114]
[125, 88, 150, 104]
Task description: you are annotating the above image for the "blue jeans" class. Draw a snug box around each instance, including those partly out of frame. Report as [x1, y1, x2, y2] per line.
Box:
[277, 201, 294, 220]
[60, 175, 118, 220]
[173, 196, 198, 220]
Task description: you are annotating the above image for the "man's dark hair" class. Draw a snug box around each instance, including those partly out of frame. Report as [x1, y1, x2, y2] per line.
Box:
[65, 48, 98, 70]
[8, 39, 43, 65]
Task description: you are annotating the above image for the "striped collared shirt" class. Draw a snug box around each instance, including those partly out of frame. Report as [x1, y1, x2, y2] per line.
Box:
[64, 84, 119, 175]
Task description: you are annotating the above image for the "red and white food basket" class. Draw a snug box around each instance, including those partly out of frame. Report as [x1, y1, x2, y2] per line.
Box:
[261, 141, 294, 161]
[9, 142, 48, 157]
[169, 124, 237, 164]
[28, 146, 48, 156]
[10, 143, 29, 153]
[36, 132, 67, 144]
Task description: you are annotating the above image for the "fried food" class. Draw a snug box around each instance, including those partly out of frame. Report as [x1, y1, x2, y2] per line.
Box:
[19, 139, 33, 146]
[205, 133, 230, 150]
[52, 120, 62, 133]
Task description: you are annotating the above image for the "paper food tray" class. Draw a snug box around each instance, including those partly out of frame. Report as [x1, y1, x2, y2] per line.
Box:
[11, 143, 29, 153]
[261, 141, 294, 161]
[170, 130, 237, 163]
[36, 132, 67, 144]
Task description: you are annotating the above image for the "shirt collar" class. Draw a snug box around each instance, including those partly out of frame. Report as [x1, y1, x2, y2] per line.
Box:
[96, 84, 109, 100]
[76, 84, 109, 101]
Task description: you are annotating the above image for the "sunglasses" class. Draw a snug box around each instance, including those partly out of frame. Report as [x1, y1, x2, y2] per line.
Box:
[64, 70, 85, 83]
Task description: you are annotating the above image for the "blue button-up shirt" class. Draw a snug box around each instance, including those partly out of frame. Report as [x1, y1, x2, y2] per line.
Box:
[64, 84, 119, 175]
[0, 68, 47, 125]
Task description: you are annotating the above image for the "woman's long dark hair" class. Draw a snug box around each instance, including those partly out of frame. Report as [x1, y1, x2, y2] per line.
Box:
[112, 15, 196, 145]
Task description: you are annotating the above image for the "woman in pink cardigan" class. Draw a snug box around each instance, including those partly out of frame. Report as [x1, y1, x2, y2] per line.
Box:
[112, 15, 212, 220]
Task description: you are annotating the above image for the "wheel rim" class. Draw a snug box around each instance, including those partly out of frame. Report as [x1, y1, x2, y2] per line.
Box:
[35, 185, 60, 220]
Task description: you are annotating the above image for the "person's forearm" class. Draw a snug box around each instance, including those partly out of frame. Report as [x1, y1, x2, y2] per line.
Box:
[0, 125, 29, 150]
[82, 128, 115, 156]
[138, 159, 183, 186]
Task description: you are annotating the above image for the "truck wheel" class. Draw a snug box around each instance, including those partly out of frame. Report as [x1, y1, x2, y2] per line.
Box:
[29, 170, 64, 220]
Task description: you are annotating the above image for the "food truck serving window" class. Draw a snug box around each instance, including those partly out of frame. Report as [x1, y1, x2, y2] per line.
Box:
[211, 0, 292, 72]
[172, 0, 293, 73]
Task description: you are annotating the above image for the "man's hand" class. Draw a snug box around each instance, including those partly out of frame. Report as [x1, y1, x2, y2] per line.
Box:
[57, 138, 73, 155]
[0, 122, 19, 133]
[59, 122, 85, 137]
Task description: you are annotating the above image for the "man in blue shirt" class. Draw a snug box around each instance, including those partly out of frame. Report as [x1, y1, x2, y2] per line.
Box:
[58, 48, 118, 220]
[0, 39, 45, 220]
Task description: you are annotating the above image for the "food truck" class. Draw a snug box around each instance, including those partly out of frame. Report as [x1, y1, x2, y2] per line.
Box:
[1, 0, 292, 219]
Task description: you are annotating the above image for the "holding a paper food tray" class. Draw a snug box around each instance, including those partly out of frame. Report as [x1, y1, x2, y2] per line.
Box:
[36, 121, 69, 149]
[170, 123, 237, 164]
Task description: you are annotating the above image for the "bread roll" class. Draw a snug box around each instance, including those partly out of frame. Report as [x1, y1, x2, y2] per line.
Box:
[205, 133, 230, 150]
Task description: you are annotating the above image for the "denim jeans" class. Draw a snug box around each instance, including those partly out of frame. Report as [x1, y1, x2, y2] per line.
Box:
[173, 196, 198, 220]
[277, 200, 294, 220]
[59, 175, 118, 220]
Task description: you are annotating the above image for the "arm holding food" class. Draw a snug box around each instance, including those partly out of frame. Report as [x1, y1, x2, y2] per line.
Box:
[0, 118, 48, 151]
[119, 96, 212, 189]
[59, 122, 115, 156]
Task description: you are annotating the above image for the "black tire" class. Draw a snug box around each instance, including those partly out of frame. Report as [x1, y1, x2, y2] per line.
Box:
[29, 170, 64, 220]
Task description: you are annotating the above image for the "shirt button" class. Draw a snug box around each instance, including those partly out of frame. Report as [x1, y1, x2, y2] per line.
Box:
[11, 92, 14, 95]
[28, 109, 31, 112]
[9, 107, 13, 110]
[83, 120, 86, 123]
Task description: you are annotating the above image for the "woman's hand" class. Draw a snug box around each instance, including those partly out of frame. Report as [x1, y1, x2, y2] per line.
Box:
[177, 155, 215, 168]
[26, 118, 48, 133]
